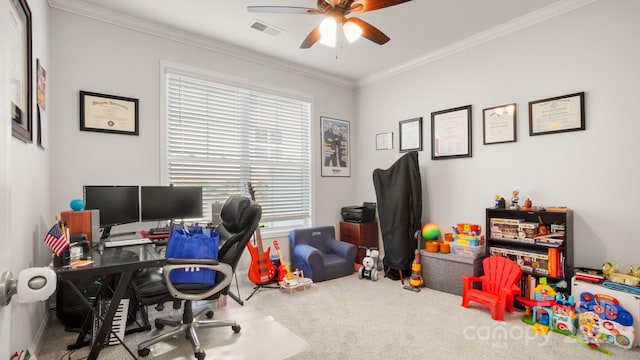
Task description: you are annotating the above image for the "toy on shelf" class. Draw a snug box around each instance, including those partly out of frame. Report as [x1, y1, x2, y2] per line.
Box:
[358, 247, 380, 281]
[577, 291, 635, 350]
[523, 198, 532, 209]
[494, 194, 506, 209]
[404, 230, 424, 292]
[510, 188, 520, 209]
[517, 279, 577, 336]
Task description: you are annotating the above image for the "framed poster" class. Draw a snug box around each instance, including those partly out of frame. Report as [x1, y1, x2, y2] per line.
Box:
[80, 91, 139, 135]
[483, 103, 516, 144]
[431, 105, 472, 160]
[399, 117, 422, 152]
[529, 92, 585, 136]
[321, 116, 350, 177]
[9, 0, 33, 143]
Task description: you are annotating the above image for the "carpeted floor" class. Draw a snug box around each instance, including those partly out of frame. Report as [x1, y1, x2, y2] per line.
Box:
[38, 272, 640, 359]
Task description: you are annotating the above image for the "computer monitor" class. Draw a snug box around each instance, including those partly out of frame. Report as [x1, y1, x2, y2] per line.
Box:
[140, 186, 203, 222]
[83, 185, 140, 239]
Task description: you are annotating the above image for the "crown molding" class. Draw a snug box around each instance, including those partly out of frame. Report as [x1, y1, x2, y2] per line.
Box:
[356, 0, 597, 88]
[48, 0, 355, 89]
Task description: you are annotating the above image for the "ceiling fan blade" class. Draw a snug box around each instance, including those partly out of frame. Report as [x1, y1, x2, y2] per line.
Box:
[247, 6, 320, 15]
[300, 25, 322, 49]
[346, 17, 390, 45]
[350, 0, 411, 12]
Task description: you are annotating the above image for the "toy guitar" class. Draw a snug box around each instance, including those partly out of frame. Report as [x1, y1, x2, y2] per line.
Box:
[273, 240, 294, 282]
[246, 182, 276, 285]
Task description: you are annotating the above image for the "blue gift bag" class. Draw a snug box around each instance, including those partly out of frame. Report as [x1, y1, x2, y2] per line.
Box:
[165, 228, 219, 285]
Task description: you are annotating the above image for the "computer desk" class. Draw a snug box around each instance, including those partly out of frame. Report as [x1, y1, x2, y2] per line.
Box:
[55, 243, 166, 360]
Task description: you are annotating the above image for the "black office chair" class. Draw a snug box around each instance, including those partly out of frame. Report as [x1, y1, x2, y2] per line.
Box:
[132, 194, 262, 360]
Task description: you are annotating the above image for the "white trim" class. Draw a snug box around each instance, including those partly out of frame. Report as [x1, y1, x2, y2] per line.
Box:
[357, 0, 597, 87]
[48, 0, 354, 89]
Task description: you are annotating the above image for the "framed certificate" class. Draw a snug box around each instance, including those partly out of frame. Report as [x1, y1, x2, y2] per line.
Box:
[376, 132, 393, 150]
[399, 117, 422, 152]
[529, 92, 585, 136]
[483, 103, 516, 145]
[431, 105, 472, 160]
[80, 91, 139, 135]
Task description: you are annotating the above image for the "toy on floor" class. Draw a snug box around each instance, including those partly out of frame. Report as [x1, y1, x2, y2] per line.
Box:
[577, 292, 635, 350]
[517, 279, 577, 336]
[404, 230, 424, 292]
[358, 247, 380, 281]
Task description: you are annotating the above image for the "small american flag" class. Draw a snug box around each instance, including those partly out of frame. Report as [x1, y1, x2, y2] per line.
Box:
[44, 222, 69, 256]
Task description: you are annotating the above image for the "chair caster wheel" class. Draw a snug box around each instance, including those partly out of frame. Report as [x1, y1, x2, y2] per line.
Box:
[232, 324, 241, 333]
[195, 351, 206, 360]
[154, 321, 164, 330]
[138, 348, 150, 357]
[206, 310, 214, 318]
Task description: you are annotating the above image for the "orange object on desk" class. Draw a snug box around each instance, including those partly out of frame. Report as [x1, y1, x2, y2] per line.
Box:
[439, 242, 450, 253]
[140, 230, 171, 239]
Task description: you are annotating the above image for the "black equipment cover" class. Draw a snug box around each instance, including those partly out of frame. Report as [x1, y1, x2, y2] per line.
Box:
[372, 151, 422, 271]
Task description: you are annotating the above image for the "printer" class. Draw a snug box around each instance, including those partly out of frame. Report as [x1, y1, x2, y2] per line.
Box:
[341, 202, 376, 223]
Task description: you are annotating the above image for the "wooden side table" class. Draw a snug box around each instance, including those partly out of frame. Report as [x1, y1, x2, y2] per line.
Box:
[339, 221, 379, 264]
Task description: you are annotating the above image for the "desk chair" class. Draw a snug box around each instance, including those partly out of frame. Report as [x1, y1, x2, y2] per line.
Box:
[133, 195, 262, 359]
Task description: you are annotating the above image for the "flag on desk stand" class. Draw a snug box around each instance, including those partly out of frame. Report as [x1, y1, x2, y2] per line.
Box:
[44, 221, 69, 256]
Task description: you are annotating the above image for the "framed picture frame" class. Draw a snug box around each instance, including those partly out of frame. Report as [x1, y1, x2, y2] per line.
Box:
[10, 0, 33, 143]
[529, 92, 585, 136]
[321, 116, 350, 177]
[483, 103, 516, 145]
[80, 91, 139, 135]
[431, 105, 472, 160]
[399, 117, 422, 152]
[376, 132, 393, 150]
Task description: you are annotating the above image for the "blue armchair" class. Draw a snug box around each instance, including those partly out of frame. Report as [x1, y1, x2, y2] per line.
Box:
[289, 226, 357, 282]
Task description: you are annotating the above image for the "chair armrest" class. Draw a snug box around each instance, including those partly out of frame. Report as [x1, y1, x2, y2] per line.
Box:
[294, 244, 322, 261]
[163, 258, 233, 301]
[326, 239, 357, 260]
[461, 275, 483, 290]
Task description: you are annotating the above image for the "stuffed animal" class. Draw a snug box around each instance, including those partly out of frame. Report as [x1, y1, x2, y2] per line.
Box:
[359, 248, 380, 281]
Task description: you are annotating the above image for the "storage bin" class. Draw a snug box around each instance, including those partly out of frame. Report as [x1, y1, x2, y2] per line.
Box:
[450, 243, 484, 259]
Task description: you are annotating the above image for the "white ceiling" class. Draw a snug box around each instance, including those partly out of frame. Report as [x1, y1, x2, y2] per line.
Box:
[50, 0, 586, 85]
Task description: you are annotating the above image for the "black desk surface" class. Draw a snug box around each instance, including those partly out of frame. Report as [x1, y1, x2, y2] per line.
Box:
[55, 244, 166, 280]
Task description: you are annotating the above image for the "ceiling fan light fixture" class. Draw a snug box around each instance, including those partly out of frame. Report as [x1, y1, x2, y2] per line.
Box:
[343, 21, 362, 43]
[319, 17, 337, 47]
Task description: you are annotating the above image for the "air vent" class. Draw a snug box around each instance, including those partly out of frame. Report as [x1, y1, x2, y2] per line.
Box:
[249, 20, 283, 37]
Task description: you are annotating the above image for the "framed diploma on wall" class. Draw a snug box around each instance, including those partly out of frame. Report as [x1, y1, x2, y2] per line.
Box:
[80, 91, 139, 135]
[431, 105, 472, 160]
[529, 92, 585, 136]
[483, 103, 516, 144]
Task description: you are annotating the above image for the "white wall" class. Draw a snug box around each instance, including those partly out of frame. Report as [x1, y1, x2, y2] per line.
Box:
[354, 0, 640, 269]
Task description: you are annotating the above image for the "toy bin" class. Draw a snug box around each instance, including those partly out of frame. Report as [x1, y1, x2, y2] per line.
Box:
[453, 234, 480, 247]
[450, 243, 484, 259]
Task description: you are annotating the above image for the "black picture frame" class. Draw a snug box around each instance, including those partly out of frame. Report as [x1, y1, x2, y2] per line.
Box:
[80, 91, 139, 135]
[431, 105, 472, 160]
[529, 92, 585, 136]
[483, 103, 516, 145]
[10, 0, 33, 143]
[399, 117, 422, 152]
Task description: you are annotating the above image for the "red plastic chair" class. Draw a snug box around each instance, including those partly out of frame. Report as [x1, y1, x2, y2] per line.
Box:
[461, 255, 522, 321]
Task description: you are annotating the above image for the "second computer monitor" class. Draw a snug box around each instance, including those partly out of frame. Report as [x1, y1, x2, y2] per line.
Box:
[141, 186, 203, 221]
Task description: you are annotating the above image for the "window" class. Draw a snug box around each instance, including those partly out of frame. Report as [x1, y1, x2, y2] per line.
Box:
[165, 70, 311, 231]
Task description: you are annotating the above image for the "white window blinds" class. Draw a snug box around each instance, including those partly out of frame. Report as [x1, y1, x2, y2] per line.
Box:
[166, 73, 311, 226]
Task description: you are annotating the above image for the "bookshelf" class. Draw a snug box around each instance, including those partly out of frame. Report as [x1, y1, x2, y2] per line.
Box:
[486, 207, 573, 303]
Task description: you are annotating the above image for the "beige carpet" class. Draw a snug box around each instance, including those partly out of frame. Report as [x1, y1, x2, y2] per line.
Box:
[38, 272, 640, 359]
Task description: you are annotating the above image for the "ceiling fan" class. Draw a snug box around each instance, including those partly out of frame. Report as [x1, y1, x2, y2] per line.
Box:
[247, 0, 411, 49]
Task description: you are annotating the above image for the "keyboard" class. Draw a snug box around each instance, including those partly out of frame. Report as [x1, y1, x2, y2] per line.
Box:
[148, 227, 171, 235]
[104, 237, 152, 248]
